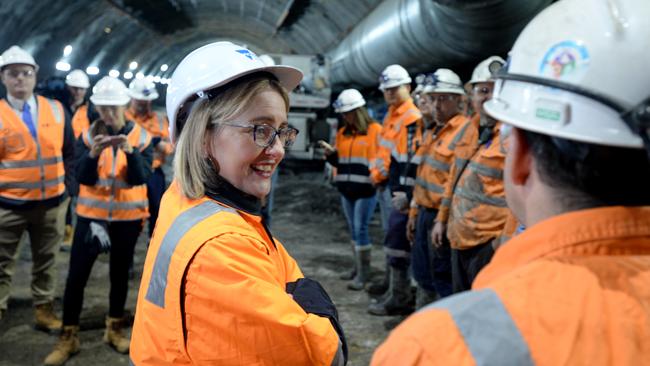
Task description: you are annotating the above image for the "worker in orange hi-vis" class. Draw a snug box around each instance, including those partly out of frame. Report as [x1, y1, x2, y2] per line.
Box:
[372, 0, 650, 364]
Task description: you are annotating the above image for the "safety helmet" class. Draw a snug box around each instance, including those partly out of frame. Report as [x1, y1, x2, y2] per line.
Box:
[333, 89, 366, 113]
[166, 41, 303, 144]
[0, 45, 39, 71]
[128, 79, 159, 101]
[65, 69, 90, 88]
[484, 0, 649, 151]
[378, 64, 411, 91]
[90, 76, 130, 106]
[258, 54, 276, 67]
[421, 69, 465, 95]
[467, 56, 506, 86]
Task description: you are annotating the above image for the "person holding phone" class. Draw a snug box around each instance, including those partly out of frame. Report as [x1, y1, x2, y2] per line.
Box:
[45, 76, 153, 366]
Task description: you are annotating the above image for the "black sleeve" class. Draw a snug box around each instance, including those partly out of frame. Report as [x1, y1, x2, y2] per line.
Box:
[325, 151, 339, 167]
[75, 137, 99, 185]
[125, 143, 153, 185]
[61, 109, 77, 195]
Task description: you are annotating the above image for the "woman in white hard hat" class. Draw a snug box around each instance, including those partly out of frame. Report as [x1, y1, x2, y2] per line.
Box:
[130, 42, 346, 366]
[45, 76, 153, 366]
[320, 89, 382, 291]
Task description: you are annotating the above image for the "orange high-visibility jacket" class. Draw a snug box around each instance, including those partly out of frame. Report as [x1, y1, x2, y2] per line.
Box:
[411, 114, 468, 215]
[130, 182, 340, 365]
[372, 206, 650, 366]
[436, 115, 509, 249]
[76, 124, 151, 221]
[126, 109, 173, 169]
[331, 122, 382, 196]
[0, 96, 66, 202]
[370, 99, 421, 184]
[71, 104, 89, 139]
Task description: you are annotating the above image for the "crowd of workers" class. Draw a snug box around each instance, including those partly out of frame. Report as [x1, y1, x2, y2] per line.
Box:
[0, 0, 649, 364]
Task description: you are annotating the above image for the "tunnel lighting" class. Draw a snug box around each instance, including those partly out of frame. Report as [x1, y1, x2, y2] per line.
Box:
[160, 64, 168, 72]
[135, 72, 144, 80]
[109, 69, 120, 78]
[63, 45, 72, 57]
[153, 76, 161, 83]
[86, 66, 100, 75]
[123, 71, 134, 79]
[160, 78, 170, 85]
[145, 75, 155, 82]
[104, 27, 112, 34]
[129, 61, 138, 70]
[55, 61, 71, 72]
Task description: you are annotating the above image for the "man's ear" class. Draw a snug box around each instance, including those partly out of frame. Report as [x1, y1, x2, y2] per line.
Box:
[510, 127, 532, 186]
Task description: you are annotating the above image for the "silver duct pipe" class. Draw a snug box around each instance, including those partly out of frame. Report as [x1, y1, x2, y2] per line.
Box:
[328, 0, 552, 87]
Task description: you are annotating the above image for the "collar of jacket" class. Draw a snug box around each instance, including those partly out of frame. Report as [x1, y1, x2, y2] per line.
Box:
[204, 170, 262, 216]
[389, 97, 417, 117]
[474, 206, 650, 288]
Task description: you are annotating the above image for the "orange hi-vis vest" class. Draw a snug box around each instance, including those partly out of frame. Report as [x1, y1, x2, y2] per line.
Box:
[334, 122, 382, 186]
[71, 104, 89, 139]
[412, 114, 467, 213]
[76, 123, 151, 221]
[130, 182, 340, 365]
[126, 109, 173, 169]
[437, 115, 509, 249]
[371, 98, 421, 184]
[372, 206, 650, 366]
[0, 96, 66, 202]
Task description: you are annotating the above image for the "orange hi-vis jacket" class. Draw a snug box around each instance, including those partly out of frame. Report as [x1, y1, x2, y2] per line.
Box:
[76, 124, 151, 221]
[436, 115, 509, 249]
[372, 206, 650, 366]
[126, 109, 173, 169]
[411, 114, 468, 215]
[130, 182, 340, 365]
[371, 98, 421, 185]
[0, 96, 66, 202]
[71, 104, 89, 139]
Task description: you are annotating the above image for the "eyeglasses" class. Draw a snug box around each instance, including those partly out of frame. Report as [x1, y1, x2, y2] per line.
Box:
[219, 122, 299, 148]
[4, 69, 35, 78]
[473, 86, 493, 96]
[423, 94, 458, 103]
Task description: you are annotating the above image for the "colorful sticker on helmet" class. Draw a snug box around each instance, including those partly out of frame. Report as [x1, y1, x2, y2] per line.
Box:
[539, 41, 590, 81]
[236, 49, 255, 60]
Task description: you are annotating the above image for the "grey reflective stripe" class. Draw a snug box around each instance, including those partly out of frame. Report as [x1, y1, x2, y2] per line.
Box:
[424, 156, 450, 172]
[0, 175, 63, 189]
[339, 156, 370, 165]
[156, 113, 164, 131]
[146, 201, 235, 308]
[468, 161, 503, 180]
[410, 154, 422, 165]
[46, 99, 63, 124]
[393, 152, 408, 162]
[448, 121, 472, 150]
[399, 176, 415, 187]
[415, 177, 444, 193]
[335, 174, 371, 184]
[0, 156, 62, 169]
[423, 289, 533, 366]
[97, 178, 133, 189]
[138, 128, 149, 149]
[379, 138, 394, 150]
[77, 197, 148, 210]
[455, 157, 468, 167]
[441, 197, 451, 207]
[375, 158, 388, 176]
[384, 247, 410, 258]
[455, 187, 507, 207]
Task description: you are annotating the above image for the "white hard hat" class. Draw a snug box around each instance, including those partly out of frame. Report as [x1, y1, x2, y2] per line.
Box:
[484, 0, 649, 150]
[0, 45, 39, 71]
[333, 89, 366, 113]
[166, 41, 303, 143]
[128, 79, 159, 101]
[378, 64, 411, 91]
[467, 56, 506, 85]
[422, 68, 465, 95]
[90, 76, 130, 106]
[258, 55, 276, 67]
[65, 69, 90, 88]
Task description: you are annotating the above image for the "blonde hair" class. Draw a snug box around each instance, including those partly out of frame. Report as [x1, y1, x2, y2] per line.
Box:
[343, 107, 373, 135]
[174, 74, 289, 199]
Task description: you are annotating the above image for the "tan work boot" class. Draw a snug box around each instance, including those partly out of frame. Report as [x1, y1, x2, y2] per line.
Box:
[44, 325, 80, 366]
[103, 316, 130, 353]
[35, 302, 62, 332]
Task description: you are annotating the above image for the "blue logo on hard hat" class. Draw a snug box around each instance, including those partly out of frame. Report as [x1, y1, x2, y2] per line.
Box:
[236, 49, 255, 60]
[143, 88, 152, 96]
[539, 41, 590, 81]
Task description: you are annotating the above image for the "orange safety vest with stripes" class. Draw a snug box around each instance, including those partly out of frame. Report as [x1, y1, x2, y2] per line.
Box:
[333, 122, 382, 191]
[372, 206, 650, 365]
[126, 109, 173, 169]
[71, 104, 89, 139]
[411, 114, 468, 213]
[76, 123, 151, 221]
[436, 115, 510, 249]
[370, 98, 421, 185]
[0, 96, 66, 202]
[130, 182, 340, 365]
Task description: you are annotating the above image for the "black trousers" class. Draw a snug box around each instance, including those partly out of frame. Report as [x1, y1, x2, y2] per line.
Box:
[451, 240, 495, 293]
[146, 167, 166, 237]
[62, 216, 142, 325]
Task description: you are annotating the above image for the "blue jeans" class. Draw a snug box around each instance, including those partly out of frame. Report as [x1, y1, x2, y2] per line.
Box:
[412, 207, 452, 297]
[376, 187, 392, 234]
[340, 194, 377, 247]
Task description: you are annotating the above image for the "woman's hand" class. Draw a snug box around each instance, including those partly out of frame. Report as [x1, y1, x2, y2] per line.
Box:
[115, 135, 133, 154]
[89, 134, 112, 158]
[318, 140, 336, 156]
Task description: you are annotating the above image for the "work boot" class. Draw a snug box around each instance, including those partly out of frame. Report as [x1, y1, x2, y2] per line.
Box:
[43, 325, 80, 366]
[60, 224, 74, 252]
[367, 267, 414, 316]
[348, 247, 371, 291]
[415, 286, 439, 309]
[339, 241, 357, 280]
[35, 302, 62, 332]
[103, 316, 130, 353]
[366, 261, 390, 296]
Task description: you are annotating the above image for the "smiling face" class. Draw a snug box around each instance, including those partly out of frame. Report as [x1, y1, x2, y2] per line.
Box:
[208, 89, 287, 199]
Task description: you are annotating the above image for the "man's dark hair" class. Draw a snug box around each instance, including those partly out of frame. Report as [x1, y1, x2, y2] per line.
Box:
[523, 130, 650, 209]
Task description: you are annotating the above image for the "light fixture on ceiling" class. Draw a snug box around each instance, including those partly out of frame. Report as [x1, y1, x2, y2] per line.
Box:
[86, 66, 100, 75]
[63, 45, 72, 57]
[109, 69, 120, 78]
[135, 72, 144, 79]
[160, 64, 168, 72]
[129, 61, 138, 70]
[123, 71, 134, 79]
[55, 61, 71, 72]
